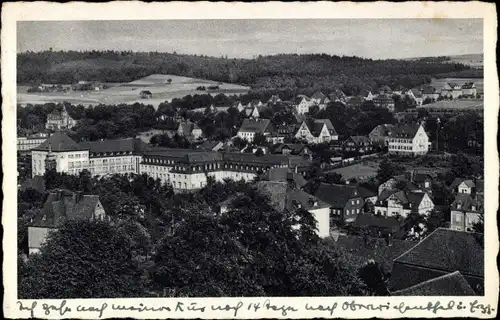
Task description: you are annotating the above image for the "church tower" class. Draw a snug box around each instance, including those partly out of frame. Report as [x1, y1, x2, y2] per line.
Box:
[44, 135, 57, 172]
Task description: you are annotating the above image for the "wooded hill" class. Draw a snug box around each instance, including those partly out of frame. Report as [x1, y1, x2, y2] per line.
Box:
[18, 50, 482, 96]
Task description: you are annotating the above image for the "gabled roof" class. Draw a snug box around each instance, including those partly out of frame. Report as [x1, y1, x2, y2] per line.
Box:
[178, 121, 200, 136]
[388, 124, 422, 138]
[409, 88, 423, 98]
[315, 183, 359, 208]
[238, 118, 271, 134]
[305, 119, 337, 137]
[197, 140, 223, 151]
[406, 192, 426, 209]
[393, 228, 484, 278]
[448, 82, 461, 89]
[328, 89, 347, 102]
[32, 131, 86, 152]
[462, 82, 476, 89]
[31, 190, 101, 228]
[378, 85, 392, 94]
[78, 138, 149, 154]
[450, 178, 475, 190]
[21, 176, 46, 194]
[273, 143, 309, 154]
[391, 271, 476, 296]
[421, 86, 437, 94]
[357, 186, 377, 199]
[348, 135, 371, 145]
[369, 124, 395, 137]
[360, 89, 373, 98]
[311, 90, 326, 100]
[354, 214, 403, 230]
[261, 167, 308, 188]
[451, 193, 479, 211]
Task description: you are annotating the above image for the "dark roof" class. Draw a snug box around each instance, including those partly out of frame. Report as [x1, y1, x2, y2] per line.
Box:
[369, 124, 395, 137]
[255, 181, 288, 212]
[406, 192, 426, 208]
[462, 82, 476, 89]
[305, 119, 337, 137]
[314, 183, 360, 208]
[140, 90, 152, 95]
[410, 172, 433, 183]
[348, 135, 371, 145]
[450, 178, 475, 190]
[378, 85, 392, 93]
[273, 143, 309, 154]
[178, 152, 223, 164]
[144, 148, 204, 159]
[451, 193, 479, 211]
[360, 90, 373, 98]
[357, 186, 377, 199]
[354, 214, 403, 230]
[33, 131, 85, 152]
[409, 88, 423, 98]
[391, 271, 476, 296]
[328, 89, 347, 101]
[256, 182, 329, 212]
[476, 179, 484, 193]
[178, 121, 200, 136]
[20, 176, 46, 193]
[347, 96, 365, 106]
[422, 86, 437, 94]
[238, 118, 271, 133]
[261, 167, 307, 188]
[389, 124, 422, 138]
[394, 228, 484, 278]
[78, 138, 149, 154]
[374, 94, 395, 103]
[197, 140, 223, 151]
[311, 90, 326, 100]
[32, 190, 101, 228]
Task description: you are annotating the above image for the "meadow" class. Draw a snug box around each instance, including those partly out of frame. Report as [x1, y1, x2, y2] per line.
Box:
[17, 74, 250, 109]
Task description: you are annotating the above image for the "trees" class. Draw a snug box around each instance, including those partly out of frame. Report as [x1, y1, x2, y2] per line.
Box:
[19, 219, 147, 299]
[252, 133, 267, 146]
[376, 159, 405, 183]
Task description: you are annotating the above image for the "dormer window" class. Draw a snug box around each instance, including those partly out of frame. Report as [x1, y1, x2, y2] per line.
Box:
[457, 204, 462, 209]
[42, 215, 46, 221]
[471, 205, 476, 211]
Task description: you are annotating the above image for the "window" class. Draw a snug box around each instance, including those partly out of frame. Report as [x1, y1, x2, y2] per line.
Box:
[351, 200, 354, 205]
[455, 214, 461, 222]
[356, 199, 360, 205]
[346, 209, 350, 215]
[357, 209, 360, 214]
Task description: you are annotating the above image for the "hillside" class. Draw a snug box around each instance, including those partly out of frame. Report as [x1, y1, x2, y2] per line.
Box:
[18, 50, 481, 98]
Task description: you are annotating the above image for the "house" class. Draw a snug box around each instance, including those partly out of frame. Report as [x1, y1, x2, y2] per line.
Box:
[295, 96, 316, 115]
[389, 228, 484, 295]
[314, 183, 364, 223]
[378, 174, 420, 195]
[374, 190, 434, 218]
[450, 193, 482, 232]
[392, 85, 406, 96]
[360, 90, 375, 101]
[373, 94, 396, 112]
[311, 90, 326, 104]
[177, 121, 203, 140]
[139, 90, 153, 99]
[406, 89, 424, 107]
[342, 136, 374, 153]
[17, 132, 48, 152]
[78, 137, 149, 176]
[294, 119, 338, 144]
[378, 85, 393, 96]
[254, 181, 331, 238]
[233, 101, 245, 112]
[346, 96, 365, 108]
[260, 167, 308, 189]
[440, 83, 463, 99]
[391, 271, 476, 296]
[28, 190, 107, 254]
[237, 118, 273, 142]
[45, 106, 77, 130]
[267, 94, 282, 106]
[357, 186, 378, 212]
[421, 86, 440, 102]
[387, 123, 430, 156]
[353, 213, 404, 237]
[272, 143, 312, 159]
[197, 140, 224, 151]
[31, 131, 90, 177]
[461, 82, 477, 97]
[406, 171, 433, 194]
[450, 178, 476, 195]
[328, 89, 348, 104]
[243, 106, 260, 118]
[369, 124, 395, 147]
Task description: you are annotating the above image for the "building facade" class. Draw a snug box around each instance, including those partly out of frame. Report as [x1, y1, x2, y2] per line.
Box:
[45, 106, 77, 130]
[17, 133, 48, 152]
[387, 124, 430, 156]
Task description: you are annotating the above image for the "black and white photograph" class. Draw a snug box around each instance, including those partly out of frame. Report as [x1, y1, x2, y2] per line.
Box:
[3, 1, 498, 319]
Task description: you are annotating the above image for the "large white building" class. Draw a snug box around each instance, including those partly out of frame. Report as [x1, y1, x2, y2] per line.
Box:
[17, 133, 48, 152]
[374, 190, 435, 218]
[387, 124, 430, 156]
[236, 118, 273, 142]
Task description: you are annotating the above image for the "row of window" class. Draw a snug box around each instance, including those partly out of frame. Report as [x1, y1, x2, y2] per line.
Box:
[331, 208, 361, 215]
[68, 153, 87, 159]
[90, 158, 133, 165]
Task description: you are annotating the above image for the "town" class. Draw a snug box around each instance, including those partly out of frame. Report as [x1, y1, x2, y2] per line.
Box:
[15, 18, 484, 299]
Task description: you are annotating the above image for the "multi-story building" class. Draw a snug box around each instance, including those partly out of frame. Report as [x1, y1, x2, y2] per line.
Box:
[139, 149, 307, 192]
[373, 94, 396, 112]
[450, 193, 482, 232]
[461, 82, 477, 97]
[406, 89, 424, 107]
[387, 123, 430, 156]
[421, 86, 440, 102]
[236, 118, 273, 142]
[17, 133, 48, 152]
[295, 96, 316, 115]
[440, 82, 463, 99]
[314, 183, 365, 224]
[79, 138, 149, 176]
[374, 190, 434, 218]
[368, 123, 395, 147]
[342, 135, 374, 153]
[45, 106, 77, 130]
[31, 132, 90, 177]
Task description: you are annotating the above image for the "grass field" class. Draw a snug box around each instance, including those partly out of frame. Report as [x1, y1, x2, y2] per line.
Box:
[330, 161, 380, 181]
[17, 74, 250, 109]
[429, 77, 484, 95]
[418, 99, 483, 110]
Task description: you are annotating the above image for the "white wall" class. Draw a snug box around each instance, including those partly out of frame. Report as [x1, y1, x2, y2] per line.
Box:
[309, 207, 330, 238]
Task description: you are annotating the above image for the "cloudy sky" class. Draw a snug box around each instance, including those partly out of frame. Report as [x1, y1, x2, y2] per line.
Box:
[17, 19, 482, 59]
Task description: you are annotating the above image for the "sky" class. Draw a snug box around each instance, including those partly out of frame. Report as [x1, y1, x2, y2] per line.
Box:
[17, 19, 482, 59]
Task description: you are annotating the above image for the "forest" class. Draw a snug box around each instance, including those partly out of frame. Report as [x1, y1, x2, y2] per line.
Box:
[18, 50, 482, 96]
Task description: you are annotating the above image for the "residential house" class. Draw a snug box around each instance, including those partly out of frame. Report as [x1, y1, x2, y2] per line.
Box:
[360, 89, 375, 101]
[295, 96, 316, 115]
[450, 178, 476, 195]
[405, 88, 424, 107]
[378, 85, 393, 96]
[391, 271, 476, 296]
[45, 106, 77, 130]
[389, 228, 484, 295]
[373, 94, 396, 112]
[406, 171, 433, 194]
[440, 83, 463, 99]
[392, 85, 406, 96]
[377, 174, 420, 195]
[243, 106, 260, 118]
[271, 143, 312, 160]
[328, 89, 348, 104]
[310, 90, 331, 109]
[461, 82, 477, 97]
[346, 96, 365, 108]
[369, 124, 395, 147]
[450, 193, 482, 232]
[260, 167, 307, 189]
[421, 86, 440, 102]
[357, 186, 378, 212]
[353, 213, 404, 237]
[78, 138, 149, 176]
[28, 190, 107, 254]
[139, 90, 153, 99]
[237, 118, 273, 142]
[342, 136, 374, 153]
[387, 123, 430, 156]
[314, 183, 364, 224]
[294, 119, 338, 144]
[233, 101, 245, 112]
[267, 94, 282, 106]
[31, 131, 90, 177]
[374, 190, 434, 218]
[177, 121, 203, 140]
[17, 133, 48, 152]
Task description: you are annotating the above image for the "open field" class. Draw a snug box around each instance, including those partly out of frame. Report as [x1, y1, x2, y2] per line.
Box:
[330, 161, 380, 181]
[418, 99, 483, 110]
[429, 77, 484, 95]
[446, 54, 483, 69]
[17, 74, 250, 109]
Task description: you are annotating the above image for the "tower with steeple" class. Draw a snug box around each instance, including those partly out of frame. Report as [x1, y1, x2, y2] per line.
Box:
[44, 134, 57, 172]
